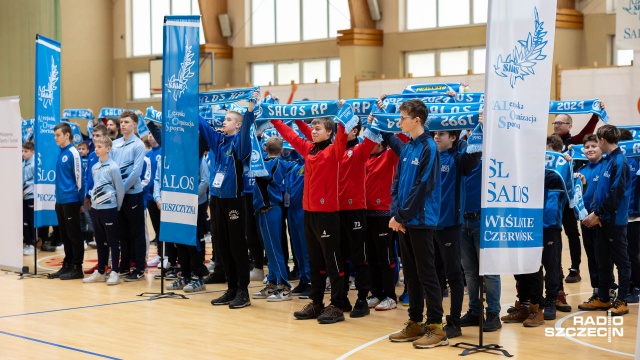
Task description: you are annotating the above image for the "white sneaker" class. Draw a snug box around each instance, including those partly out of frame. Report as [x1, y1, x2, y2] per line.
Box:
[156, 257, 169, 269]
[166, 278, 188, 290]
[253, 283, 278, 299]
[367, 296, 381, 308]
[23, 245, 35, 256]
[106, 271, 121, 285]
[206, 261, 216, 273]
[250, 267, 265, 281]
[147, 255, 161, 267]
[263, 275, 268, 284]
[204, 233, 212, 243]
[375, 297, 397, 311]
[56, 243, 64, 250]
[350, 276, 356, 290]
[83, 270, 107, 283]
[84, 242, 88, 250]
[88, 240, 97, 248]
[267, 285, 292, 302]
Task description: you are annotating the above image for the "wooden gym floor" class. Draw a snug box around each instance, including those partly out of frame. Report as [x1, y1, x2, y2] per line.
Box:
[1, 235, 637, 359]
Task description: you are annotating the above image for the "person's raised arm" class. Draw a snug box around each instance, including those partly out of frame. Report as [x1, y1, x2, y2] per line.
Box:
[332, 123, 348, 161]
[295, 120, 313, 141]
[271, 120, 313, 156]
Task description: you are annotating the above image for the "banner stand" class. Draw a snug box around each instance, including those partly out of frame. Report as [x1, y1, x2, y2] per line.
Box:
[137, 242, 187, 300]
[18, 227, 51, 279]
[452, 277, 513, 357]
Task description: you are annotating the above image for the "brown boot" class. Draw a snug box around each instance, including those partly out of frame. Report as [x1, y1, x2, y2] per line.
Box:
[500, 301, 530, 323]
[523, 304, 545, 327]
[610, 298, 629, 316]
[389, 320, 425, 342]
[413, 324, 449, 349]
[578, 294, 611, 311]
[556, 290, 572, 312]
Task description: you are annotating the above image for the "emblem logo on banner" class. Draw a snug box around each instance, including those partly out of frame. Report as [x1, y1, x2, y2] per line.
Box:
[37, 56, 59, 109]
[494, 8, 549, 88]
[166, 38, 196, 101]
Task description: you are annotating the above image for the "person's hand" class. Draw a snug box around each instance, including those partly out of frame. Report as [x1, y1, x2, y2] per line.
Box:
[376, 94, 387, 109]
[338, 99, 346, 107]
[478, 111, 484, 125]
[157, 200, 162, 210]
[563, 153, 573, 162]
[84, 198, 92, 211]
[79, 205, 84, 214]
[582, 212, 601, 227]
[248, 90, 260, 112]
[575, 172, 586, 185]
[447, 90, 456, 97]
[368, 113, 374, 124]
[389, 217, 406, 233]
[600, 101, 605, 110]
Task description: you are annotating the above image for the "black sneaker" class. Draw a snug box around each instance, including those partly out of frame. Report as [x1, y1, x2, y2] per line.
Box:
[444, 315, 462, 339]
[298, 287, 312, 299]
[291, 282, 309, 296]
[48, 263, 72, 279]
[350, 299, 370, 318]
[342, 299, 353, 313]
[40, 242, 59, 252]
[483, 312, 502, 332]
[544, 298, 557, 320]
[124, 270, 145, 282]
[317, 304, 345, 324]
[211, 289, 237, 305]
[460, 311, 481, 327]
[60, 265, 84, 280]
[204, 272, 226, 284]
[289, 269, 300, 281]
[294, 302, 324, 320]
[565, 269, 581, 283]
[229, 289, 251, 309]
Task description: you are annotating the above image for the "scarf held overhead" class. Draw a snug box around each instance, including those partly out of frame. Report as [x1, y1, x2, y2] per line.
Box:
[548, 99, 608, 123]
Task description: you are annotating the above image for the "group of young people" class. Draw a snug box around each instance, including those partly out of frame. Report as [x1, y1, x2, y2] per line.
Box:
[21, 88, 637, 351]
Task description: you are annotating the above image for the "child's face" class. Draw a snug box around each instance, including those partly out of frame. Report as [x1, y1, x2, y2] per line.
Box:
[77, 145, 89, 157]
[584, 140, 602, 162]
[54, 129, 69, 147]
[94, 142, 110, 158]
[311, 123, 331, 143]
[433, 131, 455, 151]
[399, 110, 420, 133]
[22, 148, 34, 161]
[222, 115, 241, 134]
[120, 117, 136, 137]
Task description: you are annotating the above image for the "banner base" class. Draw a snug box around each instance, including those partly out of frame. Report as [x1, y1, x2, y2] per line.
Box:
[137, 242, 188, 301]
[452, 276, 514, 357]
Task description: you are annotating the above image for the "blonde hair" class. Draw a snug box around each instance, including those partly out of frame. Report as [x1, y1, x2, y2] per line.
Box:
[93, 136, 112, 148]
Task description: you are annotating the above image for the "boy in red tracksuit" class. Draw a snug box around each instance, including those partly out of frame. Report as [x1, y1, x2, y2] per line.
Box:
[271, 116, 348, 324]
[296, 119, 378, 317]
[364, 131, 409, 311]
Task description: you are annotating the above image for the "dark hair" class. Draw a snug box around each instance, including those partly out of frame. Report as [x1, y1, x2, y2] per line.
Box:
[120, 110, 138, 123]
[546, 135, 563, 152]
[596, 124, 620, 145]
[583, 134, 598, 145]
[310, 117, 334, 135]
[22, 141, 34, 151]
[53, 122, 72, 138]
[77, 141, 89, 149]
[107, 118, 121, 128]
[93, 124, 108, 136]
[619, 128, 633, 141]
[398, 99, 428, 125]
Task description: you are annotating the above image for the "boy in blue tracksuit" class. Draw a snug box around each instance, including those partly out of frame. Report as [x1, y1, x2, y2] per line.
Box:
[110, 111, 147, 281]
[431, 128, 481, 338]
[49, 122, 85, 280]
[200, 91, 258, 309]
[620, 129, 640, 303]
[284, 154, 310, 296]
[22, 141, 35, 255]
[77, 141, 94, 247]
[581, 124, 631, 316]
[383, 99, 446, 349]
[84, 136, 124, 286]
[251, 137, 296, 301]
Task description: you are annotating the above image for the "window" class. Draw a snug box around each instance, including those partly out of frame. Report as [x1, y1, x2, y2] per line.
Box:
[131, 0, 205, 57]
[405, 48, 485, 77]
[405, 0, 488, 30]
[132, 72, 151, 100]
[251, 58, 340, 86]
[251, 0, 350, 45]
[616, 49, 634, 66]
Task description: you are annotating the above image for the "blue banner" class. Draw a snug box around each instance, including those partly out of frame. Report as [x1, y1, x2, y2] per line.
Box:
[22, 119, 34, 143]
[34, 34, 60, 227]
[199, 86, 260, 105]
[548, 99, 608, 123]
[159, 15, 200, 246]
[62, 108, 94, 138]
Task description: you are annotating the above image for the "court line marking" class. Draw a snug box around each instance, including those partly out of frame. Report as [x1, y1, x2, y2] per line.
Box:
[0, 330, 122, 359]
[554, 311, 635, 357]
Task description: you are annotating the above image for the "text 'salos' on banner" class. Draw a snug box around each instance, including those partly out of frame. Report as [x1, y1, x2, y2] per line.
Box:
[617, 0, 640, 50]
[480, 0, 557, 275]
[159, 15, 200, 246]
[34, 34, 61, 228]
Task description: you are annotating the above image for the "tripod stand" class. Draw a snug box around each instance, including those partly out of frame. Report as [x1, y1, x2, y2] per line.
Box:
[138, 241, 187, 300]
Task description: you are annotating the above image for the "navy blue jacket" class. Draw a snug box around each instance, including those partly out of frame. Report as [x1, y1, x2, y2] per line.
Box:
[543, 169, 567, 229]
[55, 144, 84, 205]
[385, 131, 441, 229]
[252, 157, 295, 212]
[578, 160, 603, 216]
[464, 160, 482, 214]
[592, 147, 630, 226]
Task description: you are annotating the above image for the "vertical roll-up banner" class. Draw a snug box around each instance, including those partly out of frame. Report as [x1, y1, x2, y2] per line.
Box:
[617, 1, 640, 50]
[0, 96, 24, 271]
[34, 34, 61, 228]
[159, 15, 200, 246]
[479, 1, 556, 275]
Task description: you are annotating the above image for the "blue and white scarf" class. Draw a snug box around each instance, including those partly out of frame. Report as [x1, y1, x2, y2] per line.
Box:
[145, 106, 162, 124]
[62, 121, 84, 145]
[62, 108, 94, 137]
[571, 139, 640, 160]
[423, 102, 484, 114]
[617, 125, 640, 140]
[199, 86, 260, 105]
[549, 99, 608, 123]
[249, 124, 268, 177]
[572, 179, 588, 220]
[454, 92, 485, 103]
[384, 93, 456, 107]
[403, 82, 463, 94]
[257, 101, 359, 132]
[370, 111, 481, 132]
[22, 119, 34, 143]
[545, 151, 578, 210]
[466, 124, 483, 154]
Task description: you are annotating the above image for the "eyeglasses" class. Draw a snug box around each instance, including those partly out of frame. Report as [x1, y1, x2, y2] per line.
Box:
[552, 122, 571, 126]
[399, 115, 416, 121]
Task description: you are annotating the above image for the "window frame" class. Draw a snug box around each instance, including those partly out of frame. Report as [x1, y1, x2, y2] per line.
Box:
[404, 0, 488, 31]
[405, 47, 486, 77]
[251, 58, 340, 86]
